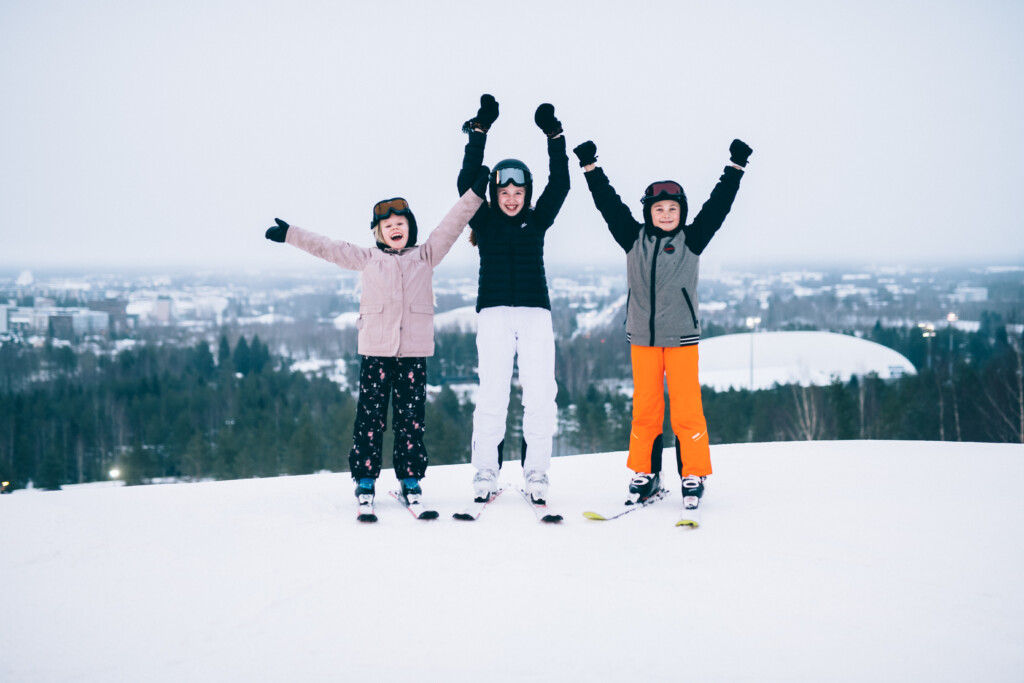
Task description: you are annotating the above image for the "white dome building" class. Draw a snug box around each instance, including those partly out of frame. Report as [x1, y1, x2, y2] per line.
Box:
[698, 330, 916, 391]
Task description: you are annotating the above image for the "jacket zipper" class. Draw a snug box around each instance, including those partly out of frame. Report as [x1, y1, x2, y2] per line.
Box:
[649, 235, 661, 345]
[682, 287, 699, 328]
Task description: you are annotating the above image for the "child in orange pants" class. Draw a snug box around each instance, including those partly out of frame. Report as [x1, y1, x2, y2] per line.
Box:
[573, 138, 752, 506]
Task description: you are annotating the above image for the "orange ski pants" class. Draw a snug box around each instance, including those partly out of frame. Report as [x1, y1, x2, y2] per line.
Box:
[627, 344, 712, 478]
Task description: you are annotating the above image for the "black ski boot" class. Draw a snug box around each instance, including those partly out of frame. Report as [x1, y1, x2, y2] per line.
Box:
[627, 472, 661, 505]
[681, 475, 705, 509]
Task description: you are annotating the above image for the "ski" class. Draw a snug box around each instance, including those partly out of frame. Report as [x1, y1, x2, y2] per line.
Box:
[387, 490, 440, 520]
[515, 486, 563, 524]
[676, 501, 702, 528]
[356, 499, 377, 523]
[452, 486, 506, 521]
[582, 488, 670, 521]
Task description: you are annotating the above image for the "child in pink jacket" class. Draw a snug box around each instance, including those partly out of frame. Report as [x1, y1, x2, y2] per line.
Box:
[265, 170, 489, 511]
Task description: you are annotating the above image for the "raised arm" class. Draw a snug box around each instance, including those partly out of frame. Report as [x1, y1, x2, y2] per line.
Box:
[530, 103, 570, 230]
[265, 218, 372, 271]
[684, 139, 752, 255]
[457, 95, 499, 231]
[574, 141, 643, 253]
[421, 169, 489, 267]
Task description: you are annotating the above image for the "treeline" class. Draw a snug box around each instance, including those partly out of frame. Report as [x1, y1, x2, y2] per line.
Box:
[2, 316, 1021, 491]
[0, 336, 472, 490]
[561, 315, 1024, 449]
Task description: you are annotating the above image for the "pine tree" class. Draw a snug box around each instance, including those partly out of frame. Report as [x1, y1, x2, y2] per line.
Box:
[233, 337, 251, 376]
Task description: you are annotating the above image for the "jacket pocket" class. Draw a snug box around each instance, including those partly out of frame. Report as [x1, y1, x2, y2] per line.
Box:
[358, 304, 385, 342]
[407, 303, 434, 346]
[681, 288, 699, 328]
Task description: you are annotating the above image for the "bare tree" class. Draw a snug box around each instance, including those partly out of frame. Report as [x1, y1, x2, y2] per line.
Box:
[789, 383, 823, 441]
[983, 336, 1024, 444]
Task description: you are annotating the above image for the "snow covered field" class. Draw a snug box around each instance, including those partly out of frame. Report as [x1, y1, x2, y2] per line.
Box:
[3, 441, 1023, 682]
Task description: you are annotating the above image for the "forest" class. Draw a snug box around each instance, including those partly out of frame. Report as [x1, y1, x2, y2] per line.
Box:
[0, 313, 1021, 491]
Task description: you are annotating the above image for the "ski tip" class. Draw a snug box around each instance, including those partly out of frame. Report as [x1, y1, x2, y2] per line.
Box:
[357, 514, 378, 523]
[582, 511, 607, 521]
[452, 512, 476, 521]
[541, 514, 564, 524]
[675, 519, 699, 528]
[417, 510, 440, 520]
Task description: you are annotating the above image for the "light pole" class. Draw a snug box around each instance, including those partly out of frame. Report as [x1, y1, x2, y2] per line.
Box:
[746, 316, 761, 391]
[918, 322, 936, 370]
[946, 312, 958, 377]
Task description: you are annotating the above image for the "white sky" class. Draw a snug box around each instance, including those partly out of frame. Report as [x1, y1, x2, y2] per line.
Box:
[2, 0, 1022, 272]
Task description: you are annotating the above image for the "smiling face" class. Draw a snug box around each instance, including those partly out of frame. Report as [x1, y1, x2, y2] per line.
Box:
[649, 199, 681, 231]
[497, 185, 526, 217]
[377, 214, 409, 249]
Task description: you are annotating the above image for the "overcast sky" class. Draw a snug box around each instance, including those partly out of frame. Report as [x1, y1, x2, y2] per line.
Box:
[2, 0, 1022, 274]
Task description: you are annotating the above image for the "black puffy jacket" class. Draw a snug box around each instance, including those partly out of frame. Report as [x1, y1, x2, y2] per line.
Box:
[457, 131, 569, 312]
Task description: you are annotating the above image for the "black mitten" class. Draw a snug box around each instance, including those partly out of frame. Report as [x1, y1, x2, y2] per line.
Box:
[265, 218, 289, 243]
[462, 94, 499, 134]
[729, 139, 753, 167]
[573, 141, 598, 168]
[471, 166, 491, 199]
[534, 103, 563, 138]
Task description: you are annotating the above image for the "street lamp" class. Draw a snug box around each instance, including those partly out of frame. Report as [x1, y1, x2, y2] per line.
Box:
[746, 316, 762, 390]
[947, 313, 958, 376]
[918, 322, 936, 370]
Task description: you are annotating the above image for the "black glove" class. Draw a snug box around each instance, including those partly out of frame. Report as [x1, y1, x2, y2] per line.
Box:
[729, 139, 753, 167]
[471, 165, 491, 199]
[573, 141, 598, 168]
[534, 103, 563, 138]
[265, 218, 289, 243]
[462, 94, 499, 134]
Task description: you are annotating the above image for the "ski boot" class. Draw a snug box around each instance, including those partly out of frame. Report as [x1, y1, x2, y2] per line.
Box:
[524, 470, 549, 505]
[472, 469, 499, 503]
[400, 477, 423, 505]
[627, 472, 661, 505]
[681, 475, 705, 510]
[354, 477, 375, 504]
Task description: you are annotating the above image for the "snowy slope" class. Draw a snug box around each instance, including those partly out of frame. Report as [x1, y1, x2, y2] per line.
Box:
[3, 441, 1023, 683]
[699, 331, 917, 391]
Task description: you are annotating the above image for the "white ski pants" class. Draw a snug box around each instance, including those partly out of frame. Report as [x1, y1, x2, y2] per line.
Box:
[472, 306, 557, 473]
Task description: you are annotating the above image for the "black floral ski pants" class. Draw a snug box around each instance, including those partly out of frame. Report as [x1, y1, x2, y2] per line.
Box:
[349, 356, 428, 480]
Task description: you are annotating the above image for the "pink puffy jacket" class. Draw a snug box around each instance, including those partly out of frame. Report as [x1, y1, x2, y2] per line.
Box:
[286, 189, 483, 357]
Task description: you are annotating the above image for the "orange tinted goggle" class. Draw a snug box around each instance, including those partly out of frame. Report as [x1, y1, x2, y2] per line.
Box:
[373, 198, 411, 222]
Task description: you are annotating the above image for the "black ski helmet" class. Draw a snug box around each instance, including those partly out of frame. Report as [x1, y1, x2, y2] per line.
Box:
[641, 180, 688, 227]
[490, 159, 533, 213]
[370, 197, 418, 248]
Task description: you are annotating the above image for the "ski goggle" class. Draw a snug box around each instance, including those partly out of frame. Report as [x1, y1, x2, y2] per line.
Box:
[372, 198, 411, 222]
[643, 181, 684, 202]
[493, 166, 528, 187]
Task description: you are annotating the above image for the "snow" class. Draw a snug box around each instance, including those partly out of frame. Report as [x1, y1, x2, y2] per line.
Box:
[699, 331, 917, 391]
[332, 311, 359, 329]
[3, 440, 1023, 682]
[434, 304, 478, 332]
[574, 294, 627, 336]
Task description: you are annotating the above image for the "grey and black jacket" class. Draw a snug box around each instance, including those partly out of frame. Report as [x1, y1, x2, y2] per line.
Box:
[583, 166, 744, 347]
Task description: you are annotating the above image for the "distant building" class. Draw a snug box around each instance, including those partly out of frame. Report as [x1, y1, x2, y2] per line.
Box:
[153, 296, 173, 325]
[951, 286, 988, 303]
[88, 300, 129, 335]
[0, 305, 109, 339]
